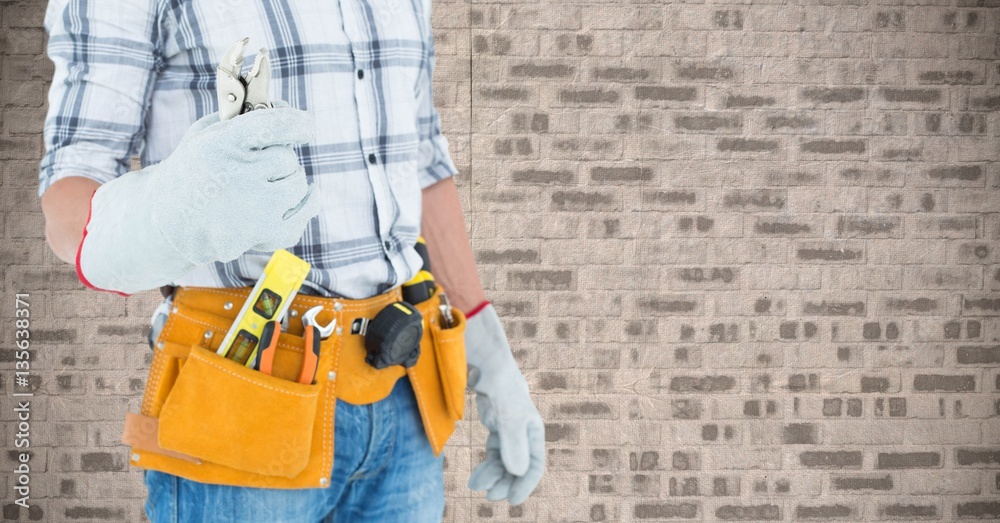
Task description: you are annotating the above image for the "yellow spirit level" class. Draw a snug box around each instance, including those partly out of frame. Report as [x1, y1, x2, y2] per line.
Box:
[217, 249, 311, 367]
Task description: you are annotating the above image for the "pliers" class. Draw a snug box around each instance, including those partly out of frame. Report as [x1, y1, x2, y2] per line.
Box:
[253, 306, 334, 384]
[300, 306, 336, 384]
[216, 37, 272, 122]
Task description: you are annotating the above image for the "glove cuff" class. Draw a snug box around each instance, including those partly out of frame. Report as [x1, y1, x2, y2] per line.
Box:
[464, 303, 527, 392]
[74, 188, 128, 296]
[466, 300, 490, 319]
[77, 168, 196, 295]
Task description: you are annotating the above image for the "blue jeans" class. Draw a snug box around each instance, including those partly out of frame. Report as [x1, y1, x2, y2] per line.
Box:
[144, 377, 445, 522]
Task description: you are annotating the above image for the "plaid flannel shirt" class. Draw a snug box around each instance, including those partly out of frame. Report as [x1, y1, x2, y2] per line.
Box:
[40, 0, 458, 299]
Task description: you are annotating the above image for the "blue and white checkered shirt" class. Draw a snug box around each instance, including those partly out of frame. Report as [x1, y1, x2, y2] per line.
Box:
[39, 0, 458, 299]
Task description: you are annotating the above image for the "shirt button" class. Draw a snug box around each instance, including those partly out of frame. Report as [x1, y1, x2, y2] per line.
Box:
[368, 153, 377, 165]
[384, 240, 392, 251]
[357, 69, 364, 80]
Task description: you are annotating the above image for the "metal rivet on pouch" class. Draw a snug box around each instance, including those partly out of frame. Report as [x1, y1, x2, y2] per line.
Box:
[223, 302, 233, 311]
[335, 327, 343, 336]
[172, 307, 178, 314]
[204, 331, 213, 339]
[319, 478, 328, 486]
[333, 302, 343, 312]
[156, 341, 164, 350]
[327, 371, 337, 381]
[131, 453, 140, 462]
[290, 309, 298, 318]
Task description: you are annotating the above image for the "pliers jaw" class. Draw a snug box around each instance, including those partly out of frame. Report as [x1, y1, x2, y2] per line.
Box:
[217, 37, 273, 121]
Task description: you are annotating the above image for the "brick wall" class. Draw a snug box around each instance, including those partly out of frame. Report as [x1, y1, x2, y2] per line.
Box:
[2, 0, 998, 521]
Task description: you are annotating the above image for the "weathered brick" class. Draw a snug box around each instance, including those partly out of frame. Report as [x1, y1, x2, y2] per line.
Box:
[911, 215, 978, 239]
[551, 401, 614, 419]
[955, 502, 1000, 519]
[752, 216, 820, 237]
[722, 190, 785, 209]
[907, 470, 981, 495]
[831, 474, 894, 491]
[801, 139, 866, 154]
[637, 296, 701, 315]
[905, 267, 982, 290]
[476, 248, 540, 264]
[922, 165, 984, 185]
[590, 166, 653, 183]
[715, 504, 781, 521]
[669, 376, 736, 393]
[795, 504, 853, 519]
[511, 169, 574, 185]
[962, 295, 1000, 315]
[642, 190, 700, 208]
[678, 64, 736, 81]
[717, 137, 781, 153]
[507, 270, 575, 290]
[880, 87, 942, 103]
[913, 374, 976, 392]
[877, 452, 941, 469]
[550, 190, 619, 211]
[800, 86, 866, 104]
[796, 242, 865, 263]
[799, 451, 863, 469]
[593, 67, 651, 82]
[727, 94, 777, 108]
[802, 300, 866, 316]
[635, 86, 698, 101]
[675, 113, 742, 131]
[509, 62, 574, 78]
[957, 345, 1000, 364]
[634, 503, 699, 519]
[558, 88, 619, 104]
[956, 448, 1000, 466]
[836, 215, 900, 238]
[879, 503, 937, 518]
[478, 86, 531, 102]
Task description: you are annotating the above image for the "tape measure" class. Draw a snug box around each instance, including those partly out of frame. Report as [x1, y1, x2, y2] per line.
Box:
[359, 302, 424, 369]
[355, 236, 437, 369]
[401, 236, 436, 305]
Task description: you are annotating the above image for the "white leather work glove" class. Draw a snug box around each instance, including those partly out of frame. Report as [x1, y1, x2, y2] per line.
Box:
[76, 101, 319, 294]
[465, 304, 545, 505]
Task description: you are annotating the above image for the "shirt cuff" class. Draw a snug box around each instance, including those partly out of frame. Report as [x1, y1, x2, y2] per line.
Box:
[417, 134, 459, 190]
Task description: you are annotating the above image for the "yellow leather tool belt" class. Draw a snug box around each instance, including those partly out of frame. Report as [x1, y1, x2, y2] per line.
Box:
[121, 285, 467, 489]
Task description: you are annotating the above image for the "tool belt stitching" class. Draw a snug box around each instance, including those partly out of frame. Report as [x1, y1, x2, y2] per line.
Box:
[322, 327, 340, 479]
[188, 349, 318, 398]
[132, 284, 465, 488]
[173, 310, 307, 354]
[142, 310, 178, 415]
[177, 286, 402, 312]
[407, 366, 439, 451]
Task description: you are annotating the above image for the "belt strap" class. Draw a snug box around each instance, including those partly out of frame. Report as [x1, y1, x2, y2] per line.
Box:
[122, 413, 202, 464]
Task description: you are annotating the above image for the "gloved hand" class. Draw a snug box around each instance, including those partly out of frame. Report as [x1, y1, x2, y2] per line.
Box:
[77, 101, 319, 294]
[465, 303, 545, 505]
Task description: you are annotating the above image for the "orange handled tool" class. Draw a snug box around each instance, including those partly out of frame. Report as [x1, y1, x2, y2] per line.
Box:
[299, 325, 321, 384]
[298, 306, 334, 384]
[253, 321, 280, 375]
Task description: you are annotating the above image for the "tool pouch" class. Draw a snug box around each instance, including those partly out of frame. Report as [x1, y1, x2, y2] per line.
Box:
[405, 302, 467, 455]
[430, 309, 467, 421]
[157, 344, 321, 478]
